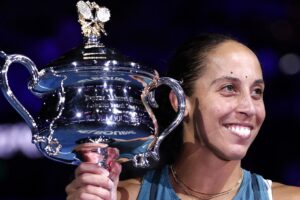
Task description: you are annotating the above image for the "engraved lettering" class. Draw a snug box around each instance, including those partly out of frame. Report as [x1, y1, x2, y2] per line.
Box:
[84, 94, 142, 104]
[78, 76, 130, 83]
[77, 129, 137, 135]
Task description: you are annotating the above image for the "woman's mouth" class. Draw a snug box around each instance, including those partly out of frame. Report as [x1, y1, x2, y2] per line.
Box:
[225, 125, 251, 139]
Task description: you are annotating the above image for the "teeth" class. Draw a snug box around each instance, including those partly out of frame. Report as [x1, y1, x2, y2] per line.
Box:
[227, 125, 251, 137]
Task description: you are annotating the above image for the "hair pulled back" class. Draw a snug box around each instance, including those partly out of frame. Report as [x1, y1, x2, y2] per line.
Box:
[168, 33, 235, 96]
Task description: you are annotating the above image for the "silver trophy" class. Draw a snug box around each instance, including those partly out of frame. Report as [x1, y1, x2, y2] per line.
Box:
[0, 1, 185, 168]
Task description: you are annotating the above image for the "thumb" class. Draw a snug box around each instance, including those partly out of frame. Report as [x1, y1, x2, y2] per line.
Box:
[109, 161, 122, 182]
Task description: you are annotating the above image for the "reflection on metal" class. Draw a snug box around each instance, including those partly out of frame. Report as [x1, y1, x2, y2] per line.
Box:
[33, 73, 66, 156]
[0, 1, 186, 168]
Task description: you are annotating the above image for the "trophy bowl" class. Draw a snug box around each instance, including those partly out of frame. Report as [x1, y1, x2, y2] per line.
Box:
[0, 1, 185, 168]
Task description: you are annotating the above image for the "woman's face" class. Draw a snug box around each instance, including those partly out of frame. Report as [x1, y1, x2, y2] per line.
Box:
[186, 40, 265, 160]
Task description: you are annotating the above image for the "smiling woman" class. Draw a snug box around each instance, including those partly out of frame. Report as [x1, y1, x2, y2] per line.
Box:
[65, 33, 300, 200]
[180, 39, 266, 161]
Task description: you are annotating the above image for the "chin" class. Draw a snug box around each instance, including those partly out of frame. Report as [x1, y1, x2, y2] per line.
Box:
[229, 153, 247, 161]
[226, 147, 248, 160]
[216, 146, 248, 161]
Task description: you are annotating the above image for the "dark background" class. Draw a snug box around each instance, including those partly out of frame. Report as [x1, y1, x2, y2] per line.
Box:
[1, 0, 300, 199]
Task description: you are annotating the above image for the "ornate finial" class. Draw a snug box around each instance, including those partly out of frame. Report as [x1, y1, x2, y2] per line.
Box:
[77, 1, 110, 39]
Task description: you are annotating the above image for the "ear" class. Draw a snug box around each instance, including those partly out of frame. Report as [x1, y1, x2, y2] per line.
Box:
[169, 90, 190, 117]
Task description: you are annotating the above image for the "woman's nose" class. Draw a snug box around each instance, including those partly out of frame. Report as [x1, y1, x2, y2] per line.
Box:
[236, 93, 256, 117]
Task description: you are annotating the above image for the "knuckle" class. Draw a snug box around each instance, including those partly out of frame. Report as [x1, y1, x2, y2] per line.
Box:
[85, 184, 95, 193]
[78, 174, 89, 184]
[78, 192, 87, 200]
[75, 164, 86, 176]
[65, 181, 77, 194]
[77, 189, 92, 200]
[99, 189, 111, 200]
[105, 178, 113, 189]
[65, 184, 71, 193]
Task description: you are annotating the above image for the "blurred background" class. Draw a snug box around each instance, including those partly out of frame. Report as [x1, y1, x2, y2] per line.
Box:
[1, 0, 300, 199]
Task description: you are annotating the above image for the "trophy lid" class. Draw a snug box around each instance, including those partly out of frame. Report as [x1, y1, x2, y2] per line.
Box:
[32, 1, 155, 94]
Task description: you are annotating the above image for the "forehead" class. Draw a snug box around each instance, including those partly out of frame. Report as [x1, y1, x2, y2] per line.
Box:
[203, 41, 263, 80]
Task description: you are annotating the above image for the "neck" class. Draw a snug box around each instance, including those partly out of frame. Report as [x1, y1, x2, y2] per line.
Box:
[172, 142, 242, 195]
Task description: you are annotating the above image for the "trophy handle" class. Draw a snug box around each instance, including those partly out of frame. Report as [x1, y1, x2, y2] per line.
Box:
[133, 77, 186, 167]
[0, 51, 39, 134]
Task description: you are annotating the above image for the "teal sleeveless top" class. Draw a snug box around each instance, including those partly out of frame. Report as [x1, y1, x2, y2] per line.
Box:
[137, 166, 271, 200]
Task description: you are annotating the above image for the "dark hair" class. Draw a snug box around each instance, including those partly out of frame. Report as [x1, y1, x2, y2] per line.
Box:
[160, 33, 238, 165]
[168, 33, 236, 96]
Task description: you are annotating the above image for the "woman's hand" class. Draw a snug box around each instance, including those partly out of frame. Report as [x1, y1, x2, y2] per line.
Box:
[66, 147, 122, 200]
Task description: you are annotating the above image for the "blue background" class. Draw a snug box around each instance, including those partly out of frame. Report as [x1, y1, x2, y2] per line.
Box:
[1, 0, 300, 199]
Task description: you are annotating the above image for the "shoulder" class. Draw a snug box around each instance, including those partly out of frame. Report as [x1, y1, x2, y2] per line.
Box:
[272, 182, 300, 200]
[117, 178, 142, 200]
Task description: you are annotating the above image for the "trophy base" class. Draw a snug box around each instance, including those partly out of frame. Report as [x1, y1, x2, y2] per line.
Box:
[34, 125, 155, 166]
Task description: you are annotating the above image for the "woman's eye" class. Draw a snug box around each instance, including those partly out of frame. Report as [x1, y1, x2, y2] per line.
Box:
[223, 84, 235, 92]
[252, 88, 264, 97]
[255, 88, 263, 94]
[219, 84, 237, 96]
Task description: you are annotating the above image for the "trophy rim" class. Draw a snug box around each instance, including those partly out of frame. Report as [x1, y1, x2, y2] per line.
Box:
[27, 42, 158, 95]
[29, 64, 156, 95]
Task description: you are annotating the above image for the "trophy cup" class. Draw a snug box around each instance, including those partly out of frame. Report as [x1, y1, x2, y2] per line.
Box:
[0, 1, 185, 168]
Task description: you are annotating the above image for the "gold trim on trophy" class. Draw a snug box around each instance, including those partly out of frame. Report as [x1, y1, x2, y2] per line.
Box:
[77, 1, 110, 38]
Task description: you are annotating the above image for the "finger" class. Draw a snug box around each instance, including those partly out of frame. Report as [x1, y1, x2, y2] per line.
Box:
[107, 147, 119, 160]
[82, 150, 106, 163]
[77, 184, 112, 200]
[66, 170, 115, 199]
[106, 148, 120, 171]
[77, 173, 114, 189]
[85, 147, 119, 167]
[65, 180, 78, 194]
[109, 161, 122, 182]
[75, 162, 110, 177]
[67, 192, 103, 200]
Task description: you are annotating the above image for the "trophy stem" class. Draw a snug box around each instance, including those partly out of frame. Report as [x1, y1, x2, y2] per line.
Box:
[73, 143, 110, 168]
[84, 35, 104, 48]
[92, 147, 108, 168]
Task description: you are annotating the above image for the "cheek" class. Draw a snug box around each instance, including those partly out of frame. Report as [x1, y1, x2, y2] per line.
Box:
[201, 102, 234, 123]
[208, 101, 236, 116]
[256, 103, 266, 125]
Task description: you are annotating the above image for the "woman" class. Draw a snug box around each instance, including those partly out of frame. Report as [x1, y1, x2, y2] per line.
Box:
[65, 33, 300, 200]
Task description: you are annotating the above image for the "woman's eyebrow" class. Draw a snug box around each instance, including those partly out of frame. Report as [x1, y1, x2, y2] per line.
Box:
[210, 76, 265, 87]
[254, 79, 265, 86]
[210, 76, 240, 86]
